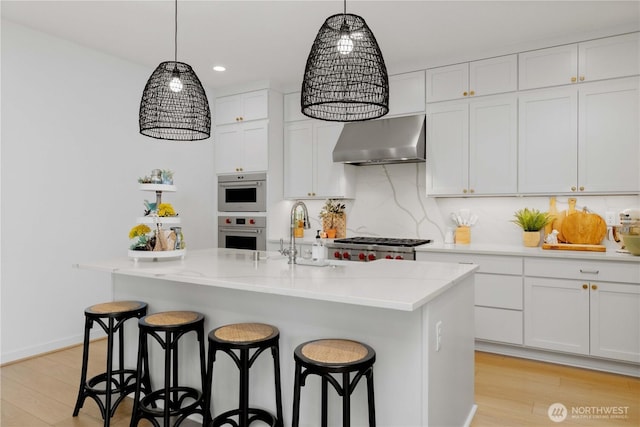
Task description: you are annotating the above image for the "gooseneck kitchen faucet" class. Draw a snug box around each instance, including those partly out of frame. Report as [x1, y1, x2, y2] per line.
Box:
[280, 201, 311, 264]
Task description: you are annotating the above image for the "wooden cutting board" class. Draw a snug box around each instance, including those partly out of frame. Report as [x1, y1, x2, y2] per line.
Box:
[542, 243, 606, 252]
[562, 208, 607, 245]
[552, 198, 577, 243]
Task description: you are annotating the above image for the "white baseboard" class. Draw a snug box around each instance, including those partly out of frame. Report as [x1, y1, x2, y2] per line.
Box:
[1, 329, 105, 365]
[476, 340, 640, 378]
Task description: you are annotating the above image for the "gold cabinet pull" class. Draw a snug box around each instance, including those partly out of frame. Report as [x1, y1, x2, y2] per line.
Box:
[469, 90, 475, 96]
[579, 186, 584, 191]
[591, 284, 598, 290]
[469, 189, 475, 194]
[463, 91, 468, 97]
[582, 284, 588, 289]
[462, 189, 468, 194]
[579, 76, 585, 82]
[571, 77, 577, 83]
[571, 186, 577, 191]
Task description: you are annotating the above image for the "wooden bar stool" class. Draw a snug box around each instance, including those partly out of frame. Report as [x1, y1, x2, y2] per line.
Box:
[204, 322, 284, 427]
[72, 300, 148, 427]
[130, 311, 207, 427]
[292, 339, 376, 427]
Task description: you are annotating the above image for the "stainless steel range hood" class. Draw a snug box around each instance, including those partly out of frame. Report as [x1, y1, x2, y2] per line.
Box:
[332, 115, 426, 165]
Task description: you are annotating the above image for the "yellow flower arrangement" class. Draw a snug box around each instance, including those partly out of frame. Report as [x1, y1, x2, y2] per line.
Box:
[158, 203, 176, 217]
[129, 224, 151, 239]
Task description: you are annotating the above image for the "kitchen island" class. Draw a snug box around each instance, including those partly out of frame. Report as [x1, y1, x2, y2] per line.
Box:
[77, 248, 478, 426]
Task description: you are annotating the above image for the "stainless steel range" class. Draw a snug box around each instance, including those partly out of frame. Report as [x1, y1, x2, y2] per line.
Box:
[325, 237, 432, 261]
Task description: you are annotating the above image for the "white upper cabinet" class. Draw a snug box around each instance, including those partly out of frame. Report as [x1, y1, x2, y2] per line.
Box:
[426, 63, 468, 103]
[215, 89, 269, 125]
[426, 94, 517, 196]
[518, 87, 578, 194]
[519, 33, 640, 90]
[426, 55, 517, 102]
[387, 71, 425, 116]
[426, 101, 469, 195]
[519, 77, 639, 194]
[579, 32, 640, 82]
[519, 44, 578, 90]
[469, 56, 519, 97]
[284, 120, 355, 199]
[578, 77, 639, 193]
[215, 120, 269, 174]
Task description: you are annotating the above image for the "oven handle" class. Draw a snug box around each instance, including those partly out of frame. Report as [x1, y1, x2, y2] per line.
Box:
[219, 181, 263, 188]
[218, 228, 263, 234]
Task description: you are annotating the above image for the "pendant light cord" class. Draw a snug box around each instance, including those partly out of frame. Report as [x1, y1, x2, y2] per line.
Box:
[343, 0, 346, 15]
[174, 0, 178, 63]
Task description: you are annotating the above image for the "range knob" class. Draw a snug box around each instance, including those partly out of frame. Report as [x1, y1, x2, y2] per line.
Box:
[225, 218, 232, 224]
[334, 251, 341, 259]
[249, 218, 255, 225]
[342, 252, 351, 260]
[368, 253, 376, 261]
[358, 253, 366, 261]
[385, 255, 393, 259]
[395, 255, 404, 260]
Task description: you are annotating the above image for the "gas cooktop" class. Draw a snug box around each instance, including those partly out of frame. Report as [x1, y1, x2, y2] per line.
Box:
[331, 237, 432, 247]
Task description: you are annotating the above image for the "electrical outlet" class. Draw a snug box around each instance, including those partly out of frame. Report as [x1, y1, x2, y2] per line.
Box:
[605, 211, 617, 226]
[435, 321, 442, 352]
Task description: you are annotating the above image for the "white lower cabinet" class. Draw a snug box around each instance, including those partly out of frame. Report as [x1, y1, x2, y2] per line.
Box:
[524, 277, 590, 355]
[524, 258, 640, 363]
[590, 282, 640, 363]
[416, 252, 523, 344]
[419, 251, 640, 365]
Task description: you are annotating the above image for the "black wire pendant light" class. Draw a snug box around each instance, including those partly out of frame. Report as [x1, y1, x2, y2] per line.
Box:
[139, 0, 211, 141]
[301, 0, 389, 122]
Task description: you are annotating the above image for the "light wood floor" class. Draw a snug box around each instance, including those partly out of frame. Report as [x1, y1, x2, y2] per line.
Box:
[1, 340, 638, 426]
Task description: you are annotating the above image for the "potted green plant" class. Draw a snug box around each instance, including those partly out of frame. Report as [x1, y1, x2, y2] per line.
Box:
[319, 199, 346, 239]
[512, 208, 552, 247]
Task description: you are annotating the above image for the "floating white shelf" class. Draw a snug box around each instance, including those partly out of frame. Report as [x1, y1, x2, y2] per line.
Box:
[136, 216, 181, 225]
[128, 249, 186, 261]
[139, 183, 177, 192]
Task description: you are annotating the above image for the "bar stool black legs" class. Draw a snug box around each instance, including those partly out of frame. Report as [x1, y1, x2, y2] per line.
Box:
[292, 339, 376, 427]
[130, 311, 207, 427]
[204, 323, 284, 427]
[73, 301, 148, 427]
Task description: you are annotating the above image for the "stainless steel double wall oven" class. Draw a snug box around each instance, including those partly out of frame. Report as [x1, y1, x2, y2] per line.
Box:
[217, 173, 267, 251]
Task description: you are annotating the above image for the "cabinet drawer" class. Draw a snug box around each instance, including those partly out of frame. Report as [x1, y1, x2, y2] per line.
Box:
[420, 253, 522, 275]
[476, 273, 522, 309]
[524, 258, 640, 284]
[475, 307, 523, 345]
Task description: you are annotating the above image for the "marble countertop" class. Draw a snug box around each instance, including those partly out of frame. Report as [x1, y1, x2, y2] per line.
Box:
[416, 242, 640, 263]
[76, 248, 478, 312]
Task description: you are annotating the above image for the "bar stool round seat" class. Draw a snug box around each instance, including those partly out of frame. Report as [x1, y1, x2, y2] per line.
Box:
[292, 339, 376, 427]
[73, 300, 148, 427]
[204, 322, 284, 427]
[130, 310, 207, 427]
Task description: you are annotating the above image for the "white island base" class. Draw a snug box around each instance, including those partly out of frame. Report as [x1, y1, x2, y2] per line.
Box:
[79, 249, 478, 427]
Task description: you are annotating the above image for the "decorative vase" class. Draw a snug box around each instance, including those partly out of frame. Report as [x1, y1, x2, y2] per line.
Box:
[326, 229, 337, 239]
[523, 231, 541, 247]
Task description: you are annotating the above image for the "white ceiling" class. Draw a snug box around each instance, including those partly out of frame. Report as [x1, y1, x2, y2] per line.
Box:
[2, 1, 639, 93]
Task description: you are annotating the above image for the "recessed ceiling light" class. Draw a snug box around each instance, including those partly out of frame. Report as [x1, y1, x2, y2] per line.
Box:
[213, 66, 226, 72]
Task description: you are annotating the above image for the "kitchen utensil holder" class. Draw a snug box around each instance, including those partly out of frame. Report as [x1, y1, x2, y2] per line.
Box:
[455, 226, 471, 245]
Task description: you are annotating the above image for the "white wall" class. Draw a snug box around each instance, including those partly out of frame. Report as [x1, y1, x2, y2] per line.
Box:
[1, 20, 216, 363]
